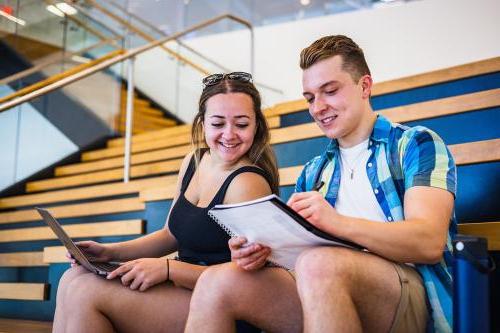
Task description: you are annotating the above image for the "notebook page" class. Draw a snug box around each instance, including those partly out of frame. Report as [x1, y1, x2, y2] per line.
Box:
[209, 200, 344, 270]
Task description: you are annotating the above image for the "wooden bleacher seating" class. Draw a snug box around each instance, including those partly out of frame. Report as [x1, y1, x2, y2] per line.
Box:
[0, 220, 143, 243]
[0, 57, 497, 322]
[82, 116, 280, 161]
[20, 88, 500, 193]
[0, 283, 48, 301]
[265, 57, 500, 117]
[0, 318, 52, 333]
[0, 176, 175, 210]
[0, 251, 47, 267]
[0, 197, 145, 224]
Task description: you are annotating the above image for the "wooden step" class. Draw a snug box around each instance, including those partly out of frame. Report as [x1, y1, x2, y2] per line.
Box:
[448, 138, 500, 165]
[0, 251, 47, 267]
[0, 318, 52, 333]
[117, 113, 177, 126]
[107, 124, 192, 147]
[139, 165, 304, 203]
[83, 135, 191, 162]
[26, 138, 500, 196]
[458, 222, 500, 251]
[0, 220, 143, 243]
[90, 116, 280, 162]
[92, 89, 500, 164]
[0, 283, 49, 300]
[44, 246, 72, 263]
[0, 197, 145, 225]
[0, 176, 175, 210]
[56, 154, 183, 177]
[44, 246, 179, 264]
[266, 57, 500, 117]
[28, 158, 183, 192]
[372, 56, 500, 95]
[133, 106, 164, 117]
[116, 121, 176, 134]
[269, 89, 500, 143]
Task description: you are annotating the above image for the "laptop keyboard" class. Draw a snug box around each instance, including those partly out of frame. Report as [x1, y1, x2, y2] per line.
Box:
[92, 261, 121, 272]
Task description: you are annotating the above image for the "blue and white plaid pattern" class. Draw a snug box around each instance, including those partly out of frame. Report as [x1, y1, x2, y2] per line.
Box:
[295, 115, 457, 333]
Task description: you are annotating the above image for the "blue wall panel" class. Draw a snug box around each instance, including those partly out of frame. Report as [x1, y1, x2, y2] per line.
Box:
[404, 108, 500, 145]
[371, 72, 500, 110]
[274, 137, 330, 168]
[276, 72, 500, 128]
[280, 110, 312, 127]
[455, 162, 500, 222]
[145, 200, 172, 233]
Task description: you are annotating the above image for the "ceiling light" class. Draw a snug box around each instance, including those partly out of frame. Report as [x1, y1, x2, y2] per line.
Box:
[55, 3, 78, 16]
[300, 0, 311, 5]
[46, 2, 78, 17]
[46, 5, 64, 17]
[0, 9, 26, 26]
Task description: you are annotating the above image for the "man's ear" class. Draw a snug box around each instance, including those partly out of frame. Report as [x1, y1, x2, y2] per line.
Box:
[360, 75, 373, 99]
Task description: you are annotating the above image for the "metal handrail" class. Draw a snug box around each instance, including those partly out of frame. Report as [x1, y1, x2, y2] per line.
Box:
[0, 37, 122, 86]
[0, 13, 256, 183]
[0, 14, 253, 113]
[95, 0, 282, 94]
[84, 0, 211, 76]
[104, 0, 232, 72]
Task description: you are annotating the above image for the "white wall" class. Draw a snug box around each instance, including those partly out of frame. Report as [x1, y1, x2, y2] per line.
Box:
[185, 0, 500, 101]
[132, 0, 499, 123]
[0, 86, 78, 192]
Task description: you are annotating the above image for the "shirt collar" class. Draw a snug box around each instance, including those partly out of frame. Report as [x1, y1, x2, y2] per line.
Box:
[325, 114, 391, 159]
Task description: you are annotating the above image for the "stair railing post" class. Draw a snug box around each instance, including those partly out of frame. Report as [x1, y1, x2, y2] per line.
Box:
[123, 57, 135, 183]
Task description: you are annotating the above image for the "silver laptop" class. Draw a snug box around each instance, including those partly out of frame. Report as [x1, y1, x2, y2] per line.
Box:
[36, 207, 121, 277]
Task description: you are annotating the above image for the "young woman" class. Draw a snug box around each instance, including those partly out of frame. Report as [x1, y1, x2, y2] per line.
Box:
[52, 72, 280, 333]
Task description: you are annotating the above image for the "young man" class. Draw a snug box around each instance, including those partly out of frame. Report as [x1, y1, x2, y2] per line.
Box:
[185, 35, 456, 333]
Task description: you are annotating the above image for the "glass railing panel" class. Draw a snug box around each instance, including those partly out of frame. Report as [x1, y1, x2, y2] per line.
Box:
[133, 43, 181, 122]
[1, 0, 120, 60]
[93, 0, 166, 41]
[0, 85, 80, 193]
[0, 60, 121, 192]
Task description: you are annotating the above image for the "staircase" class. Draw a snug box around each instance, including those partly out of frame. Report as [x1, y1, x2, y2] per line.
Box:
[0, 57, 498, 330]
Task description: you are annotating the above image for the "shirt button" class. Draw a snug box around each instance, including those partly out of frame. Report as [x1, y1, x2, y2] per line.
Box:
[368, 162, 373, 168]
[388, 216, 393, 221]
[374, 189, 379, 194]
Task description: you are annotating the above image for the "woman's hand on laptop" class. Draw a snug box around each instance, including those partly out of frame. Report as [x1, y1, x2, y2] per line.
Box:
[106, 258, 167, 292]
[229, 236, 271, 271]
[67, 241, 114, 267]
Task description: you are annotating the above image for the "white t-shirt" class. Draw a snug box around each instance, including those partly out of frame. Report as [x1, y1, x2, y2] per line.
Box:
[335, 139, 387, 223]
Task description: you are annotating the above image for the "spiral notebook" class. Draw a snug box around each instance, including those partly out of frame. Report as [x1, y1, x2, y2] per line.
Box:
[208, 194, 362, 270]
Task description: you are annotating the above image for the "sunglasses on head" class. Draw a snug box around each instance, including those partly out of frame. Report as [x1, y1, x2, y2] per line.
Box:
[202, 72, 253, 89]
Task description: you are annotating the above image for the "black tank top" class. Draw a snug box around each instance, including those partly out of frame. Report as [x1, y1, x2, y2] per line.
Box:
[168, 150, 271, 265]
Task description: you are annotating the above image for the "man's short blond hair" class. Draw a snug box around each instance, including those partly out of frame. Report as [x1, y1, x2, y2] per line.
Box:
[300, 35, 371, 82]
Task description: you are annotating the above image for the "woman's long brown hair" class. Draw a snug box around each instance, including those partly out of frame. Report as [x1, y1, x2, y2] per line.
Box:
[191, 79, 279, 195]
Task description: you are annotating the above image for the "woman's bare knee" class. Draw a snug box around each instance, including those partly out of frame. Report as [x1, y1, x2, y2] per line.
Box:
[191, 263, 243, 311]
[57, 266, 91, 305]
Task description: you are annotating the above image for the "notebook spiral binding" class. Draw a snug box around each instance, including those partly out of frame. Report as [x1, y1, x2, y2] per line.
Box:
[208, 211, 237, 237]
[208, 210, 290, 271]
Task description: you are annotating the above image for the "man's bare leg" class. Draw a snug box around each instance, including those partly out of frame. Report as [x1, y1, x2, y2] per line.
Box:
[295, 247, 402, 333]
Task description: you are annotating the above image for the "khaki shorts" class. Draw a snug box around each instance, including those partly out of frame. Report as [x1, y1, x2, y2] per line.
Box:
[390, 263, 429, 333]
[283, 263, 428, 332]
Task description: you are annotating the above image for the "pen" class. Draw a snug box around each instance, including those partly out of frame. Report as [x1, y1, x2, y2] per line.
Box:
[312, 181, 325, 192]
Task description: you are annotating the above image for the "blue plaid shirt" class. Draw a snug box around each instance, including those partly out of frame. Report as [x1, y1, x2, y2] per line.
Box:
[295, 115, 457, 333]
